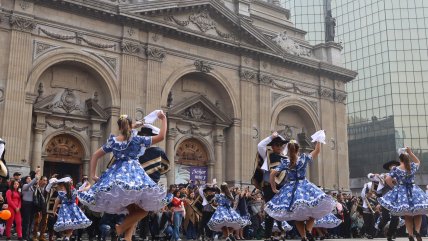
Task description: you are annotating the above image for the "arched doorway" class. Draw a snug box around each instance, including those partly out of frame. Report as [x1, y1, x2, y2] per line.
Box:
[174, 138, 209, 184]
[43, 134, 84, 182]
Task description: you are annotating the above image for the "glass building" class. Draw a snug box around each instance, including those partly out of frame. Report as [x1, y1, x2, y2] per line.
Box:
[281, 0, 428, 191]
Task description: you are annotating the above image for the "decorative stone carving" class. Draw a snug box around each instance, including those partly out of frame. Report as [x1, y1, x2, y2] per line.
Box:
[214, 134, 225, 144]
[19, 0, 30, 10]
[164, 10, 236, 41]
[167, 128, 178, 139]
[240, 69, 257, 82]
[189, 9, 216, 32]
[194, 60, 213, 73]
[135, 108, 144, 121]
[152, 33, 160, 42]
[127, 27, 135, 36]
[271, 92, 289, 106]
[295, 85, 318, 96]
[252, 126, 259, 140]
[33, 41, 57, 60]
[45, 134, 84, 160]
[9, 16, 36, 32]
[164, 15, 190, 27]
[272, 31, 312, 57]
[259, 74, 273, 84]
[39, 27, 75, 40]
[176, 124, 213, 137]
[121, 41, 141, 54]
[46, 120, 88, 132]
[145, 46, 166, 62]
[99, 56, 117, 71]
[334, 91, 347, 104]
[80, 37, 116, 49]
[176, 138, 208, 166]
[319, 88, 334, 99]
[181, 104, 213, 122]
[53, 89, 81, 114]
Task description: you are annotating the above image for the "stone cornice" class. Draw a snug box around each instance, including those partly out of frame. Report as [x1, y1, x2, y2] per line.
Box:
[251, 0, 291, 19]
[251, 15, 307, 35]
[21, 0, 357, 82]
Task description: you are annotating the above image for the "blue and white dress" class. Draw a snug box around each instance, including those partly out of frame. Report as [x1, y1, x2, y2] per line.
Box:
[314, 213, 342, 229]
[261, 221, 293, 232]
[78, 130, 166, 214]
[54, 190, 92, 232]
[378, 162, 428, 216]
[207, 194, 247, 231]
[264, 154, 335, 221]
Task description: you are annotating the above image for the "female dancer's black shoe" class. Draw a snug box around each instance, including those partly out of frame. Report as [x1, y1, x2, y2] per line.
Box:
[305, 232, 315, 241]
[414, 232, 422, 241]
[409, 236, 415, 241]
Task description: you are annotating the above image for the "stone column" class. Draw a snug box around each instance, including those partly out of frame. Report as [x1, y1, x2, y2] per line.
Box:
[31, 113, 47, 170]
[2, 16, 36, 164]
[166, 128, 177, 185]
[214, 131, 225, 183]
[90, 122, 102, 175]
[120, 51, 141, 116]
[207, 161, 215, 182]
[225, 118, 241, 184]
[82, 159, 90, 176]
[145, 46, 166, 112]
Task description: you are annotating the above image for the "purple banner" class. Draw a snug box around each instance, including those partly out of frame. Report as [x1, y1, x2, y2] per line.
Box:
[190, 166, 208, 183]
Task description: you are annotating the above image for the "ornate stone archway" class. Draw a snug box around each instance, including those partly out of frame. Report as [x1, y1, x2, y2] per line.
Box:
[174, 138, 210, 184]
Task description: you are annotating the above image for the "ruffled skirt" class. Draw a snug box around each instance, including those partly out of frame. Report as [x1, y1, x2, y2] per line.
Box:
[378, 184, 428, 216]
[54, 203, 92, 232]
[78, 159, 166, 214]
[264, 179, 335, 221]
[207, 206, 247, 231]
[314, 213, 342, 228]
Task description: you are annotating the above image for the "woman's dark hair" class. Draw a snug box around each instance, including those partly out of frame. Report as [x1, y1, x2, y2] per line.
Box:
[9, 180, 19, 192]
[117, 115, 132, 141]
[287, 142, 300, 169]
[58, 182, 72, 200]
[399, 153, 411, 173]
[220, 183, 233, 201]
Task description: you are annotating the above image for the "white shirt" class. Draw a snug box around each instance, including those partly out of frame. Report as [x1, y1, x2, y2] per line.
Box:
[257, 136, 273, 171]
[361, 182, 372, 209]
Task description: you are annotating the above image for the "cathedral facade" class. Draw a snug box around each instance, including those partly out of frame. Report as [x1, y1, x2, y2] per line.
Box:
[0, 0, 356, 190]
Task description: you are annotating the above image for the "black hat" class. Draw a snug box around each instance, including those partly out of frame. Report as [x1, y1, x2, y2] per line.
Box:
[267, 136, 289, 146]
[137, 124, 160, 136]
[383, 160, 400, 171]
[13, 172, 21, 177]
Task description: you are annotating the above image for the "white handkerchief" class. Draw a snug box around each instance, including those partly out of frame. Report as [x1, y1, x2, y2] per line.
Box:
[144, 124, 160, 135]
[144, 110, 161, 124]
[78, 181, 89, 192]
[311, 130, 326, 144]
[261, 159, 269, 171]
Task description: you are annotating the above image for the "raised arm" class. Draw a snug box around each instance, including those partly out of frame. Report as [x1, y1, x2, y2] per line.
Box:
[406, 147, 421, 165]
[310, 141, 321, 159]
[90, 148, 107, 182]
[52, 197, 61, 216]
[152, 111, 167, 145]
[258, 132, 277, 159]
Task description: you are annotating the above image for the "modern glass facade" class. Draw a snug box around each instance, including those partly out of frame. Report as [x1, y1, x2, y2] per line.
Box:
[333, 0, 428, 187]
[282, 0, 326, 45]
[281, 0, 428, 189]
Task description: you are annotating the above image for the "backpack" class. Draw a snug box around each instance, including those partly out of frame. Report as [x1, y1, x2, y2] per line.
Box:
[33, 187, 45, 212]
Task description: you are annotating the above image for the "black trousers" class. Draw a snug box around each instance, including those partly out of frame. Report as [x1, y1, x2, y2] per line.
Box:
[22, 201, 35, 240]
[262, 184, 282, 239]
[362, 212, 375, 237]
[377, 206, 399, 237]
[200, 211, 214, 239]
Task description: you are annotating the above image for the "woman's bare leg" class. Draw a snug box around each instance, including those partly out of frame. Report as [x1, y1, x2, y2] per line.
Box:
[295, 221, 306, 238]
[405, 216, 414, 237]
[414, 215, 422, 234]
[116, 204, 148, 235]
[123, 223, 137, 241]
[305, 218, 315, 232]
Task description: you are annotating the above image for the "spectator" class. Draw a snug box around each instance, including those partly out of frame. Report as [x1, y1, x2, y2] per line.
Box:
[22, 168, 41, 241]
[5, 180, 22, 241]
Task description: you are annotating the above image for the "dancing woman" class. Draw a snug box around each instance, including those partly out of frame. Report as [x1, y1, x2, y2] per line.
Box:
[78, 112, 167, 241]
[378, 147, 428, 241]
[264, 136, 335, 241]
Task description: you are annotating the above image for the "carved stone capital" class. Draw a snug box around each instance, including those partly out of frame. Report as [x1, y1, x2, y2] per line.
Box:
[232, 118, 241, 127]
[145, 46, 166, 62]
[240, 69, 257, 82]
[214, 135, 225, 144]
[334, 91, 347, 104]
[319, 88, 334, 99]
[194, 60, 213, 73]
[34, 123, 47, 132]
[90, 130, 102, 138]
[167, 128, 178, 139]
[9, 16, 36, 32]
[121, 41, 142, 55]
[259, 74, 273, 84]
